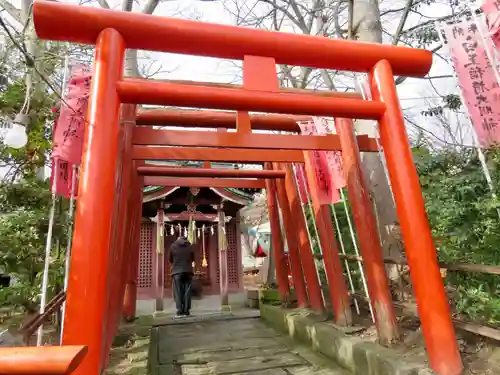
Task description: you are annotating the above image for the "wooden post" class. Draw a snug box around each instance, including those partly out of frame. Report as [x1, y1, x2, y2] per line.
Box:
[264, 163, 290, 302]
[61, 29, 125, 375]
[334, 117, 398, 339]
[122, 162, 144, 322]
[217, 206, 230, 310]
[115, 107, 138, 325]
[155, 201, 165, 313]
[282, 163, 325, 312]
[369, 60, 462, 375]
[301, 153, 352, 325]
[273, 163, 309, 308]
[103, 104, 136, 365]
[235, 212, 245, 293]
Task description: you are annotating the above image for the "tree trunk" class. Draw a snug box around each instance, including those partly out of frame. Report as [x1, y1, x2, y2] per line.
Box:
[124, 49, 140, 77]
[350, 0, 401, 343]
[352, 0, 403, 267]
[120, 0, 161, 77]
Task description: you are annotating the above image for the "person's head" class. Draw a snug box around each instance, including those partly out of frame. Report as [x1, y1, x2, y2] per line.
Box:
[177, 236, 191, 245]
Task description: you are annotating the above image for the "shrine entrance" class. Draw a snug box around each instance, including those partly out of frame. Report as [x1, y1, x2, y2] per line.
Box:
[136, 185, 249, 314]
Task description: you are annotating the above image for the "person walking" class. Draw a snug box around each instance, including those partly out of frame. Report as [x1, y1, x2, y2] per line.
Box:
[169, 236, 195, 317]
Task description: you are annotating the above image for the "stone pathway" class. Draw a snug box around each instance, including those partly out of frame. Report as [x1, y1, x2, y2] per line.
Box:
[152, 316, 348, 375]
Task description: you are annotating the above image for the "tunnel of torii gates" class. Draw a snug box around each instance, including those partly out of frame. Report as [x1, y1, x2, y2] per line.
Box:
[0, 1, 466, 375]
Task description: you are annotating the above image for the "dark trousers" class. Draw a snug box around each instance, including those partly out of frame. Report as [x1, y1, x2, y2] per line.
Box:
[172, 272, 193, 314]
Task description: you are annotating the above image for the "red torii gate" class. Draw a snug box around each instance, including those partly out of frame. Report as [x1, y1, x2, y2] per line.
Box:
[28, 1, 463, 375]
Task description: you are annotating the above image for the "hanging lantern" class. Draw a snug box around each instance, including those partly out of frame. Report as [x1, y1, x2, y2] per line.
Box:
[177, 224, 182, 237]
[210, 226, 214, 236]
[183, 226, 188, 237]
[170, 225, 174, 236]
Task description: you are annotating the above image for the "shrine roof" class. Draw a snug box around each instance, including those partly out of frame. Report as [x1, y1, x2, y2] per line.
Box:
[143, 186, 256, 206]
[142, 161, 261, 204]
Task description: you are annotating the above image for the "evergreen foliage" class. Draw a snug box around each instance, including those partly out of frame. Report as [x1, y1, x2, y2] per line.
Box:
[304, 147, 500, 326]
[0, 75, 68, 312]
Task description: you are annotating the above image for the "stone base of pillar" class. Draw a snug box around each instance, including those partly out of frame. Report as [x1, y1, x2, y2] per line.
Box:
[153, 310, 169, 318]
[155, 297, 164, 313]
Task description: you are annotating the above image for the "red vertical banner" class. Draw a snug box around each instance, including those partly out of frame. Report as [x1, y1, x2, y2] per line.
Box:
[482, 0, 500, 49]
[50, 158, 78, 199]
[52, 63, 91, 164]
[50, 109, 78, 198]
[297, 121, 340, 204]
[443, 20, 500, 147]
[50, 63, 90, 197]
[312, 117, 346, 190]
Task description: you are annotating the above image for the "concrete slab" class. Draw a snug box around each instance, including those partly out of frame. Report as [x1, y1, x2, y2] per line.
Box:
[136, 293, 247, 317]
[153, 317, 349, 375]
[151, 309, 260, 327]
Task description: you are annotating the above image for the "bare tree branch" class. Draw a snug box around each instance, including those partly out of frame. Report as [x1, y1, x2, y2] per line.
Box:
[399, 11, 467, 39]
[391, 0, 413, 45]
[141, 0, 160, 15]
[306, 0, 320, 34]
[97, 0, 110, 9]
[347, 0, 354, 39]
[279, 64, 299, 88]
[122, 0, 133, 12]
[287, 0, 308, 32]
[0, 0, 20, 24]
[320, 69, 336, 90]
[259, 0, 305, 32]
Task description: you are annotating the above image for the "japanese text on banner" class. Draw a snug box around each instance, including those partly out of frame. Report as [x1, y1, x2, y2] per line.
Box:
[312, 117, 346, 190]
[298, 121, 340, 204]
[52, 63, 92, 165]
[50, 158, 78, 199]
[443, 20, 500, 147]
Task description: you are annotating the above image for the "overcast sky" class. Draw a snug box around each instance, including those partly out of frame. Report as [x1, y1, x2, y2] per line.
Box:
[70, 0, 476, 145]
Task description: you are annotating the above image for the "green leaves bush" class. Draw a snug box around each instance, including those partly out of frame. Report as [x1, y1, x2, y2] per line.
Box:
[0, 178, 68, 312]
[0, 78, 65, 312]
[304, 146, 500, 326]
[415, 146, 500, 325]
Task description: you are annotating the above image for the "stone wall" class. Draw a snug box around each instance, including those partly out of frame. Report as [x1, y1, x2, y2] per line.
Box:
[260, 304, 433, 375]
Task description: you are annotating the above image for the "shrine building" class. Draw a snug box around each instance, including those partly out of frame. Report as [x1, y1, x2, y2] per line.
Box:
[135, 162, 259, 314]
